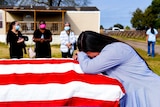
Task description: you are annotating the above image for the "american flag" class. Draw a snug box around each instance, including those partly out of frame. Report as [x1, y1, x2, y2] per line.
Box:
[0, 58, 125, 107]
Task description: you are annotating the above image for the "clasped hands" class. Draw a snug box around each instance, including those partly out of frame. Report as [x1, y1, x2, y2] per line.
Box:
[17, 38, 24, 43]
[66, 43, 72, 49]
[40, 38, 49, 43]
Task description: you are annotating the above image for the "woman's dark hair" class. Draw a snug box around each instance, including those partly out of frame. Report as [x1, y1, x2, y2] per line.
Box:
[77, 31, 120, 52]
[39, 20, 46, 24]
[77, 30, 152, 70]
[8, 21, 17, 31]
[150, 24, 155, 34]
[65, 22, 71, 26]
[7, 21, 17, 44]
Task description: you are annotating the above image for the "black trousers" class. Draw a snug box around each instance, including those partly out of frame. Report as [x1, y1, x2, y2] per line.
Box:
[61, 51, 73, 58]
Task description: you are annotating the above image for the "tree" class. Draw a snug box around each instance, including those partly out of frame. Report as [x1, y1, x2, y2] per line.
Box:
[130, 8, 145, 30]
[32, 0, 59, 6]
[100, 25, 104, 29]
[143, 6, 156, 27]
[131, 0, 160, 29]
[125, 26, 130, 30]
[151, 0, 160, 13]
[113, 23, 124, 29]
[149, 0, 160, 28]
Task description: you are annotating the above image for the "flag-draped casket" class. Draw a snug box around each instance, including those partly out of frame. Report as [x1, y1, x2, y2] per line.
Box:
[0, 58, 125, 107]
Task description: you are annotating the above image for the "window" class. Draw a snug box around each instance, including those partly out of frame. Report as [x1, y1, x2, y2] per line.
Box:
[0, 13, 3, 28]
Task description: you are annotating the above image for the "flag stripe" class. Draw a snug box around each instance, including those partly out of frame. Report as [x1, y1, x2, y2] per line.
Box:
[0, 82, 124, 102]
[0, 97, 119, 107]
[0, 71, 125, 89]
[0, 63, 83, 74]
[0, 58, 79, 65]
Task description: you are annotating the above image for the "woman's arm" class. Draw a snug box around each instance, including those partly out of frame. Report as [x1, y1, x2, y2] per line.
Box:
[70, 32, 76, 44]
[78, 43, 129, 74]
[44, 30, 52, 42]
[44, 36, 52, 42]
[146, 35, 148, 43]
[33, 37, 41, 42]
[6, 32, 10, 45]
[33, 30, 41, 42]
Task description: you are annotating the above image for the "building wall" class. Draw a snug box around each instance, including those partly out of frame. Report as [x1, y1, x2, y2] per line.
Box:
[0, 10, 6, 43]
[6, 12, 23, 22]
[0, 10, 6, 35]
[0, 9, 100, 44]
[65, 11, 100, 35]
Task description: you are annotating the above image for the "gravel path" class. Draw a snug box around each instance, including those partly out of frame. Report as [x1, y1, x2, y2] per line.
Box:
[121, 40, 160, 55]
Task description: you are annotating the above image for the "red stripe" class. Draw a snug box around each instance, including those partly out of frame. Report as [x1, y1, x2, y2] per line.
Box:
[0, 97, 120, 107]
[0, 70, 125, 91]
[0, 59, 79, 65]
[0, 71, 125, 93]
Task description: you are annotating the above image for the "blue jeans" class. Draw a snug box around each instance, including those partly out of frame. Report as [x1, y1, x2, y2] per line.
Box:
[148, 41, 155, 57]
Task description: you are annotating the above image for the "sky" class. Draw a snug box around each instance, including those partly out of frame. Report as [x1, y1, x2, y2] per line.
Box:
[89, 0, 152, 29]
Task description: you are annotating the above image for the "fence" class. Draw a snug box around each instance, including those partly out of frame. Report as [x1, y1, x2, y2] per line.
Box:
[106, 30, 160, 39]
[6, 21, 63, 35]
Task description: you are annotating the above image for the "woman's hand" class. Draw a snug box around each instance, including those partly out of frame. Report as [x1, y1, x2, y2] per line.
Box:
[66, 43, 72, 49]
[40, 38, 45, 43]
[146, 35, 148, 43]
[17, 38, 24, 43]
[73, 51, 79, 60]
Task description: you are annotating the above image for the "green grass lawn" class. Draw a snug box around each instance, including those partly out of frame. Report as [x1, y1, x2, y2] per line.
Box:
[1, 42, 160, 75]
[135, 48, 160, 75]
[0, 43, 62, 59]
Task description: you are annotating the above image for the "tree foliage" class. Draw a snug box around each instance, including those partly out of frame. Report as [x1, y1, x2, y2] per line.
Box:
[151, 0, 160, 13]
[113, 23, 124, 29]
[130, 8, 145, 30]
[143, 6, 156, 27]
[100, 25, 104, 29]
[150, 0, 160, 28]
[131, 0, 160, 29]
[125, 26, 130, 30]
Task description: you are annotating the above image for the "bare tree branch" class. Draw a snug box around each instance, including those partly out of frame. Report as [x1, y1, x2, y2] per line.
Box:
[33, 0, 49, 6]
[1, 0, 90, 7]
[58, 0, 62, 6]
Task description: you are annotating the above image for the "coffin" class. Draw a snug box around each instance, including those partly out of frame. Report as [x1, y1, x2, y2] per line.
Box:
[0, 58, 125, 107]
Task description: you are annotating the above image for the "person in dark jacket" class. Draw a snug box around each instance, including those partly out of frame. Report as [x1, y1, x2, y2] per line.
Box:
[6, 21, 26, 59]
[33, 20, 52, 58]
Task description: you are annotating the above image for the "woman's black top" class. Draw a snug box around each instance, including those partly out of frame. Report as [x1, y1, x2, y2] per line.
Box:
[33, 29, 52, 58]
[6, 31, 24, 59]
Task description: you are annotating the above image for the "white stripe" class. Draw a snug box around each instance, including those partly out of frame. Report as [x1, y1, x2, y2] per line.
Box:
[0, 63, 83, 74]
[0, 81, 124, 102]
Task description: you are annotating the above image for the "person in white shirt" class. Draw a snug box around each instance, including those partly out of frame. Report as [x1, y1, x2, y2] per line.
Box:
[146, 24, 158, 57]
[60, 22, 76, 58]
